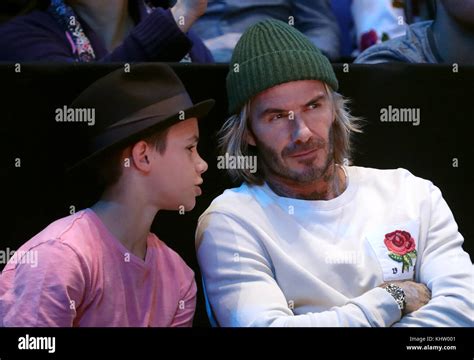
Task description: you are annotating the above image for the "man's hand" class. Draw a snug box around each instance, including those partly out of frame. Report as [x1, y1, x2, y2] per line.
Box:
[381, 280, 431, 315]
[171, 0, 208, 33]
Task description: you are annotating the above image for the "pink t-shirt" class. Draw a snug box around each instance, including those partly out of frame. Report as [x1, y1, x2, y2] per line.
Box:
[0, 209, 197, 327]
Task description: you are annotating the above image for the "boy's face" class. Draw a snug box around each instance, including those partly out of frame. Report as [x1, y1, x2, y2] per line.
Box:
[150, 117, 208, 211]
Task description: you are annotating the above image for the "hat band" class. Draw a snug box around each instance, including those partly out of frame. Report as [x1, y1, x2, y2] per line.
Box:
[107, 92, 193, 130]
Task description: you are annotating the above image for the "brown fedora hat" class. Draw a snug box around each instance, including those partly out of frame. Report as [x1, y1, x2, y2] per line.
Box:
[68, 63, 215, 171]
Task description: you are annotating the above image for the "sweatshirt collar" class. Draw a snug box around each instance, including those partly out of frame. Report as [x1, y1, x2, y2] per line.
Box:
[261, 165, 358, 211]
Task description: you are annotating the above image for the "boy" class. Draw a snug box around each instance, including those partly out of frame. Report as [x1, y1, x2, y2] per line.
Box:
[0, 63, 214, 326]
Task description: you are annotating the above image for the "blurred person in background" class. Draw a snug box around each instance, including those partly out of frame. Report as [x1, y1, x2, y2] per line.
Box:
[351, 0, 406, 55]
[190, 0, 341, 62]
[0, 0, 214, 62]
[356, 0, 474, 64]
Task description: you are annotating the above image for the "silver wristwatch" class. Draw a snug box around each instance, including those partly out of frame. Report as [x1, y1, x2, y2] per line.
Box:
[384, 284, 406, 312]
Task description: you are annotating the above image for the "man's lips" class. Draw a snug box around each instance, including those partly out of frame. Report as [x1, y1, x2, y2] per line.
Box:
[288, 147, 319, 158]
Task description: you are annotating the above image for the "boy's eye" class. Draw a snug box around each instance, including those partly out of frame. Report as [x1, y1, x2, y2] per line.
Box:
[187, 145, 196, 152]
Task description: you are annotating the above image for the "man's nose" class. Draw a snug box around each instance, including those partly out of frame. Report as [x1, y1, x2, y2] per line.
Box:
[291, 113, 312, 144]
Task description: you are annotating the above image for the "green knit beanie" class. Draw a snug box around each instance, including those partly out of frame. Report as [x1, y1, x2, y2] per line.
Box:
[226, 19, 338, 115]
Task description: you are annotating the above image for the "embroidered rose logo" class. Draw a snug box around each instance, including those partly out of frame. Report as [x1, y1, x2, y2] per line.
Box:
[384, 230, 417, 273]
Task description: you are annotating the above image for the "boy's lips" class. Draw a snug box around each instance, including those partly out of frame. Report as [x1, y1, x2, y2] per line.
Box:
[195, 181, 203, 195]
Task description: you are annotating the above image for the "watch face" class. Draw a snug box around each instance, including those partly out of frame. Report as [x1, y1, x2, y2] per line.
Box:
[386, 284, 405, 311]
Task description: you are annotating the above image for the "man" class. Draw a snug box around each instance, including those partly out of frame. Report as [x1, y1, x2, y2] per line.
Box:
[0, 63, 214, 326]
[355, 0, 474, 64]
[190, 0, 340, 62]
[196, 19, 473, 327]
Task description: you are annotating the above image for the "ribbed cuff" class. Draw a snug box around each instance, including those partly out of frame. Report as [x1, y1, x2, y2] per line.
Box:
[348, 287, 402, 327]
[130, 8, 192, 61]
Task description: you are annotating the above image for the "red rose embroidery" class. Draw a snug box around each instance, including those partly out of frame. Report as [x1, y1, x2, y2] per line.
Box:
[384, 230, 417, 273]
[384, 230, 416, 255]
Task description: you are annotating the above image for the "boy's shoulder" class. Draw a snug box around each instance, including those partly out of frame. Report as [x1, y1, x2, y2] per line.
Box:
[8, 210, 98, 263]
[1, 210, 98, 275]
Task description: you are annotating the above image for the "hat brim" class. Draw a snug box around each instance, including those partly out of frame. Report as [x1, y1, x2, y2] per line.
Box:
[67, 98, 215, 173]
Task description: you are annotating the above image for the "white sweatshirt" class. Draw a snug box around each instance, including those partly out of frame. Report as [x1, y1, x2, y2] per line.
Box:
[196, 166, 473, 327]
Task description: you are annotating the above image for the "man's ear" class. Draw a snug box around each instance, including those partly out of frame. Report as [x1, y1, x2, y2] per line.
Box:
[130, 140, 153, 172]
[245, 127, 257, 147]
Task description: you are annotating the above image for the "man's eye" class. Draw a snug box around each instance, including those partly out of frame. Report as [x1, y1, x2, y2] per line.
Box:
[187, 145, 196, 152]
[270, 113, 285, 121]
[308, 102, 320, 110]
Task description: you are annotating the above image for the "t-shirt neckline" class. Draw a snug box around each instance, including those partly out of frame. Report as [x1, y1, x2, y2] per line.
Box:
[85, 208, 153, 267]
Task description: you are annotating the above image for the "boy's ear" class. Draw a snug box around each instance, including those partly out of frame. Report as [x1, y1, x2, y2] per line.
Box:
[130, 140, 153, 172]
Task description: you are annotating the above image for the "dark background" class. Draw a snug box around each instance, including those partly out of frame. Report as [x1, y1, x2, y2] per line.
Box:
[1, 63, 472, 327]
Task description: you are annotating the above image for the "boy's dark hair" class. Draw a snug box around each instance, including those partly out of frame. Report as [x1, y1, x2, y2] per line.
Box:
[92, 128, 169, 189]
